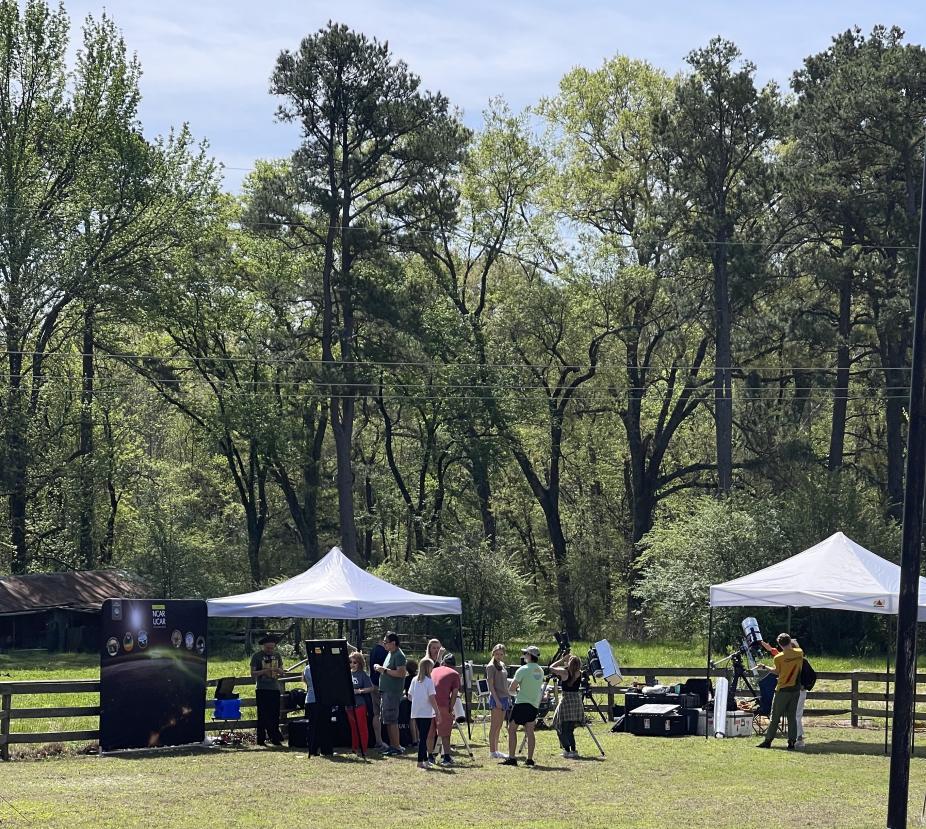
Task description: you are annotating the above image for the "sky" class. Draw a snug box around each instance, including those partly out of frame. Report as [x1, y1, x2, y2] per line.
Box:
[60, 1, 926, 192]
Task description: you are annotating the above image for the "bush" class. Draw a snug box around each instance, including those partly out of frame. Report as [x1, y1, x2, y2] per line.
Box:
[378, 540, 540, 652]
[634, 471, 901, 653]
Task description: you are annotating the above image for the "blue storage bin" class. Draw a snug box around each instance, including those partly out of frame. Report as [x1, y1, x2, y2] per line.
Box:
[213, 698, 242, 720]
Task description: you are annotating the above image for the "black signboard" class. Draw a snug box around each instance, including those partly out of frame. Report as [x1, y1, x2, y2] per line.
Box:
[305, 639, 354, 707]
[100, 599, 207, 751]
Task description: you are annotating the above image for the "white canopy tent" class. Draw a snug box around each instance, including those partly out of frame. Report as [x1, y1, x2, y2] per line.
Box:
[209, 547, 470, 736]
[707, 532, 922, 750]
[709, 532, 926, 620]
[208, 546, 461, 619]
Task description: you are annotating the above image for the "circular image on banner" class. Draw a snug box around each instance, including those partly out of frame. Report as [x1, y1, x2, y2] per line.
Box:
[106, 637, 119, 657]
[137, 630, 148, 649]
[184, 632, 194, 650]
[195, 635, 206, 655]
[171, 629, 182, 648]
[122, 632, 134, 653]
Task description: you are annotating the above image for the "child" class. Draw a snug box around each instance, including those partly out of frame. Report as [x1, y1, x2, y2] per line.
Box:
[407, 657, 440, 769]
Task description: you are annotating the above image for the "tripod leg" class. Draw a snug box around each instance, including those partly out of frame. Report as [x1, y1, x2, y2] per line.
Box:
[584, 721, 605, 757]
[454, 720, 474, 759]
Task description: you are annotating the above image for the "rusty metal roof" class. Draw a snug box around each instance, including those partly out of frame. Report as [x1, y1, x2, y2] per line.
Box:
[0, 570, 150, 615]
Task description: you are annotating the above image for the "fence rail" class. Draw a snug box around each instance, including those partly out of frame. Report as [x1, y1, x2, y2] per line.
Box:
[1, 665, 921, 760]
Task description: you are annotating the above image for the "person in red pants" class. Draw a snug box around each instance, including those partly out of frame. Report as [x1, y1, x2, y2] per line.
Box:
[347, 652, 374, 754]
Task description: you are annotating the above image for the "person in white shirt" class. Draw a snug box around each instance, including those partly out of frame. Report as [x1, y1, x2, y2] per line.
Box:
[407, 656, 440, 769]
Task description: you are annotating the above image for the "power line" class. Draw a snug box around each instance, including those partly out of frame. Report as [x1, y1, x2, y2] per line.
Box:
[0, 350, 917, 373]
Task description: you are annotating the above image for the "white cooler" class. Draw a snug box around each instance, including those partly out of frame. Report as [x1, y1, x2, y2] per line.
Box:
[695, 709, 753, 737]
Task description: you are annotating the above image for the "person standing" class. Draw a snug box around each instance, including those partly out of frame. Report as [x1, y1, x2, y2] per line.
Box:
[500, 645, 545, 768]
[368, 638, 389, 751]
[759, 636, 808, 747]
[373, 631, 407, 755]
[250, 635, 283, 747]
[756, 633, 804, 750]
[408, 657, 440, 769]
[486, 643, 511, 759]
[347, 652, 374, 755]
[430, 653, 462, 766]
[425, 638, 444, 665]
[550, 654, 584, 758]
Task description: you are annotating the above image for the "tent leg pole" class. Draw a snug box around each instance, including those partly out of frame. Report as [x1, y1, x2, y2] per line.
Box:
[458, 615, 471, 739]
[706, 606, 714, 741]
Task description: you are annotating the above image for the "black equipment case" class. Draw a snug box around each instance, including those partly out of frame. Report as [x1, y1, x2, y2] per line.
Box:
[624, 692, 699, 714]
[627, 703, 689, 737]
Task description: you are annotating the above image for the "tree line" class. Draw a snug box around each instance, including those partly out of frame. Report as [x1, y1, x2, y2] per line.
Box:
[2, 1, 925, 642]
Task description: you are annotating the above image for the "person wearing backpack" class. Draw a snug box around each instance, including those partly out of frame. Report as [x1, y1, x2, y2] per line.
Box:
[755, 633, 804, 750]
[759, 635, 814, 747]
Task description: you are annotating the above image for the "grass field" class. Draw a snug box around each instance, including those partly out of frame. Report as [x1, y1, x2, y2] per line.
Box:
[3, 646, 926, 827]
[1, 721, 925, 828]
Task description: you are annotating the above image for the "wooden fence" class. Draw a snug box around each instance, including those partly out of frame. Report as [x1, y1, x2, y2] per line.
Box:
[2, 665, 923, 760]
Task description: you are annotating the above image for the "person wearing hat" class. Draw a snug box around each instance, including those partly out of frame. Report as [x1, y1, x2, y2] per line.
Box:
[429, 652, 462, 766]
[500, 645, 544, 767]
[250, 635, 284, 746]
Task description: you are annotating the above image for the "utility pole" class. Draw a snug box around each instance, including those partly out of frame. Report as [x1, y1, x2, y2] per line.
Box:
[887, 139, 926, 829]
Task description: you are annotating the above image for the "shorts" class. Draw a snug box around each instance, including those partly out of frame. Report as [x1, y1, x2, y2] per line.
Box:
[435, 709, 454, 738]
[510, 702, 538, 726]
[489, 696, 512, 711]
[380, 691, 401, 725]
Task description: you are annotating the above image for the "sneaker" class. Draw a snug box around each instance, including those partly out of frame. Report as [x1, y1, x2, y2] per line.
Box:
[427, 753, 437, 763]
[376, 742, 390, 752]
[525, 758, 535, 767]
[500, 757, 517, 766]
[561, 750, 570, 758]
[567, 751, 580, 759]
[490, 751, 506, 759]
[417, 761, 432, 770]
[795, 737, 805, 747]
[382, 746, 400, 756]
[756, 742, 772, 749]
[440, 756, 453, 767]
[786, 743, 795, 751]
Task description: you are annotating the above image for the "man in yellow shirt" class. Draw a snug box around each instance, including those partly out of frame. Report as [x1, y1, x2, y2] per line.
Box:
[755, 633, 804, 750]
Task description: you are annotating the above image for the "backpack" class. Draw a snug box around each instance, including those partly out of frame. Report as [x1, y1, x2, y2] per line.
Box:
[800, 658, 817, 691]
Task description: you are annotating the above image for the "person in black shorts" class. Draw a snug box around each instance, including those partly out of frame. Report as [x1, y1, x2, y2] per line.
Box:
[501, 645, 545, 767]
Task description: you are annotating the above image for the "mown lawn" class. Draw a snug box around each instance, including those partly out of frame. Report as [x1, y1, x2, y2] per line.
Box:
[1, 723, 925, 828]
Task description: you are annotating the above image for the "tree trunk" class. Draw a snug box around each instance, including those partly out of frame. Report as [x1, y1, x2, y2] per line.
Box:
[5, 340, 29, 574]
[331, 398, 359, 559]
[465, 433, 497, 550]
[713, 239, 734, 493]
[540, 491, 580, 639]
[878, 329, 909, 520]
[828, 271, 852, 471]
[78, 304, 96, 568]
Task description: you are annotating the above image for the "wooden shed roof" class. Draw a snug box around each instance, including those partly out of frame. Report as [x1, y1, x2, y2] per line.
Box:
[0, 570, 149, 615]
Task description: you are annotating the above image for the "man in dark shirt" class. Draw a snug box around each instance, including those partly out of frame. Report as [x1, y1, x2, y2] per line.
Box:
[249, 635, 284, 746]
[369, 638, 389, 751]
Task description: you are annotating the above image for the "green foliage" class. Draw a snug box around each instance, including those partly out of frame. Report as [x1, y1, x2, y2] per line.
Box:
[379, 539, 540, 652]
[635, 471, 902, 648]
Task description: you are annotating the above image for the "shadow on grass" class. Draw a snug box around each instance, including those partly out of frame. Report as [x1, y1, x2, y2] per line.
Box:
[798, 741, 890, 757]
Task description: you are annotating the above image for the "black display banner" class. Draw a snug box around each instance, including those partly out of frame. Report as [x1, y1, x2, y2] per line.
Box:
[305, 639, 354, 707]
[100, 599, 207, 751]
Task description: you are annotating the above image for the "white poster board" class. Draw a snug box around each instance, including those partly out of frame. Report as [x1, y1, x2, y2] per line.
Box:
[594, 639, 623, 686]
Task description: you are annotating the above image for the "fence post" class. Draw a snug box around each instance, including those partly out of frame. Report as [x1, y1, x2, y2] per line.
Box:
[607, 688, 615, 721]
[851, 671, 859, 728]
[1, 693, 10, 761]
